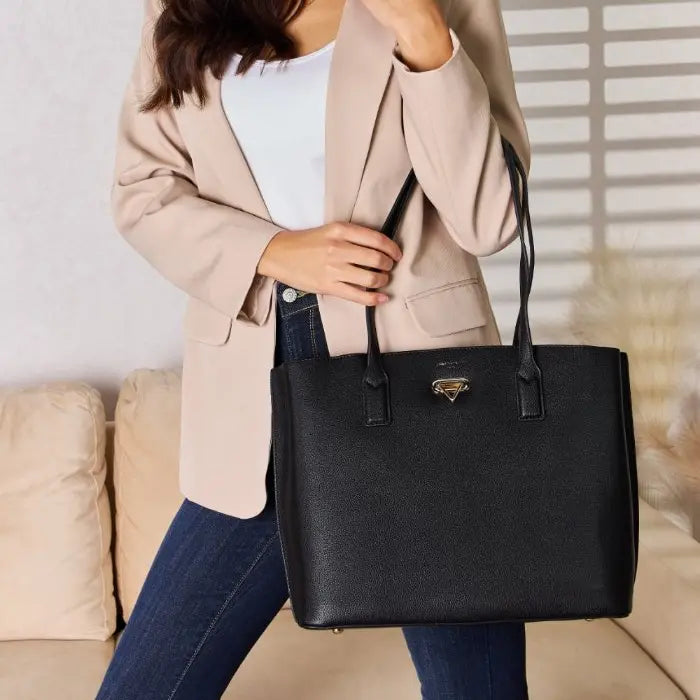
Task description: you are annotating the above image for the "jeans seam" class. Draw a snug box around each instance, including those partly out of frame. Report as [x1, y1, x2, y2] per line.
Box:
[166, 532, 279, 700]
[278, 303, 319, 319]
[309, 309, 317, 355]
[485, 624, 493, 698]
[282, 318, 296, 362]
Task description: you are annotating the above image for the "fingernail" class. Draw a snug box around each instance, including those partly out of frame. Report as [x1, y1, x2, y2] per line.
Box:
[378, 294, 389, 303]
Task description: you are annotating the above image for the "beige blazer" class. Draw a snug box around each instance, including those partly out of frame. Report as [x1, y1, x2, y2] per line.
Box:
[112, 0, 530, 518]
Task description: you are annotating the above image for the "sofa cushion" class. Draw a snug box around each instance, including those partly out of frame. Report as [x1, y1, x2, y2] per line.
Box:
[225, 611, 683, 699]
[615, 499, 700, 700]
[0, 639, 113, 700]
[0, 383, 115, 641]
[525, 617, 684, 700]
[113, 369, 185, 621]
[113, 369, 293, 621]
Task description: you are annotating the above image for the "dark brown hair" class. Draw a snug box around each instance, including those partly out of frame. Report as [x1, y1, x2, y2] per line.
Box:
[142, 0, 307, 112]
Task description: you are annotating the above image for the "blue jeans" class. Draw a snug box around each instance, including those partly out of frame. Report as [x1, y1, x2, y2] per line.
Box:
[96, 285, 528, 700]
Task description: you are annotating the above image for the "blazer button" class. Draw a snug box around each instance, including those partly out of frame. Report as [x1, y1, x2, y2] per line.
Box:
[282, 287, 298, 303]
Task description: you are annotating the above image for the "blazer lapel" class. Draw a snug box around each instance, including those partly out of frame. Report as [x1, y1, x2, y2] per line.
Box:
[185, 0, 395, 229]
[181, 68, 272, 222]
[325, 0, 398, 224]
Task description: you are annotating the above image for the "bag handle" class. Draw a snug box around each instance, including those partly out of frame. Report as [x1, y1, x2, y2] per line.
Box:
[362, 136, 544, 426]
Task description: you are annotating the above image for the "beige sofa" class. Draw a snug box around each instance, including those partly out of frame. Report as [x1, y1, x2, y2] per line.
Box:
[1, 371, 699, 700]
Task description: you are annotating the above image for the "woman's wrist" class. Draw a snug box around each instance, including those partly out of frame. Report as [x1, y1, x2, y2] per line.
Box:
[256, 229, 288, 279]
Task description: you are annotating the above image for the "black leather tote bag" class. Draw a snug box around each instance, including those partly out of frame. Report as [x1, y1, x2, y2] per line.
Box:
[271, 137, 639, 630]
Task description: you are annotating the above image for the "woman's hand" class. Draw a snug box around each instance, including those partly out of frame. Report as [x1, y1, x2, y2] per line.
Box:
[360, 0, 453, 72]
[257, 223, 403, 306]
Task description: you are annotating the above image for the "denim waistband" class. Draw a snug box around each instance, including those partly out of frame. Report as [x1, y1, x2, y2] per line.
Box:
[273, 283, 329, 364]
[274, 283, 320, 320]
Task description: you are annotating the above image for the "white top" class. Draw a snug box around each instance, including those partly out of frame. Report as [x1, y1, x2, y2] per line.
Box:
[220, 41, 336, 231]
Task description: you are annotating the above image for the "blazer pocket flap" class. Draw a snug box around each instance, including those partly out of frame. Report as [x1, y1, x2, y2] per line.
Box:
[183, 297, 233, 345]
[404, 279, 489, 337]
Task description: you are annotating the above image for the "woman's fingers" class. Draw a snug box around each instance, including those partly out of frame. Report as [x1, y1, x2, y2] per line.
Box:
[333, 239, 396, 271]
[258, 221, 402, 306]
[335, 263, 390, 290]
[329, 281, 389, 306]
[324, 224, 399, 304]
[330, 223, 403, 263]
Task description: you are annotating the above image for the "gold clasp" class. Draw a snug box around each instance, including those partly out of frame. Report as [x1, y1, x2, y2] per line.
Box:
[431, 378, 470, 403]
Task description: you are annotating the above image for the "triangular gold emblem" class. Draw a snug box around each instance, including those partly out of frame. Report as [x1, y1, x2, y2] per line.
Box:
[431, 378, 470, 403]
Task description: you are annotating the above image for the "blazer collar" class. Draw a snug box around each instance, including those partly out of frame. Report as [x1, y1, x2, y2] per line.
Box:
[194, 0, 396, 226]
[324, 0, 397, 224]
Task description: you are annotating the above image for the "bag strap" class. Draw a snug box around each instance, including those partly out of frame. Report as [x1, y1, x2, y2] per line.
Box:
[503, 139, 536, 347]
[502, 138, 544, 420]
[363, 169, 418, 407]
[362, 137, 544, 426]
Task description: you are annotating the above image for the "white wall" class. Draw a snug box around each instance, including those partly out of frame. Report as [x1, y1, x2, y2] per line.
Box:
[0, 0, 185, 415]
[1, 0, 698, 415]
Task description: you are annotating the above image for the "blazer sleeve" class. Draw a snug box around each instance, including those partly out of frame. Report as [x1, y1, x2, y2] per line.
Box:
[111, 0, 282, 325]
[390, 0, 530, 257]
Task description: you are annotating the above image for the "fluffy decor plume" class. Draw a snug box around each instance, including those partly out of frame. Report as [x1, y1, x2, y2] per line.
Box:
[566, 248, 700, 533]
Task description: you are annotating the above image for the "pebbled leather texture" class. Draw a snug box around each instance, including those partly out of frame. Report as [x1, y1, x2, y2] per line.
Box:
[271, 344, 638, 629]
[270, 138, 638, 629]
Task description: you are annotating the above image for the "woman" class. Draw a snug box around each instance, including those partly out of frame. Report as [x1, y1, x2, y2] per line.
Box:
[98, 0, 531, 697]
